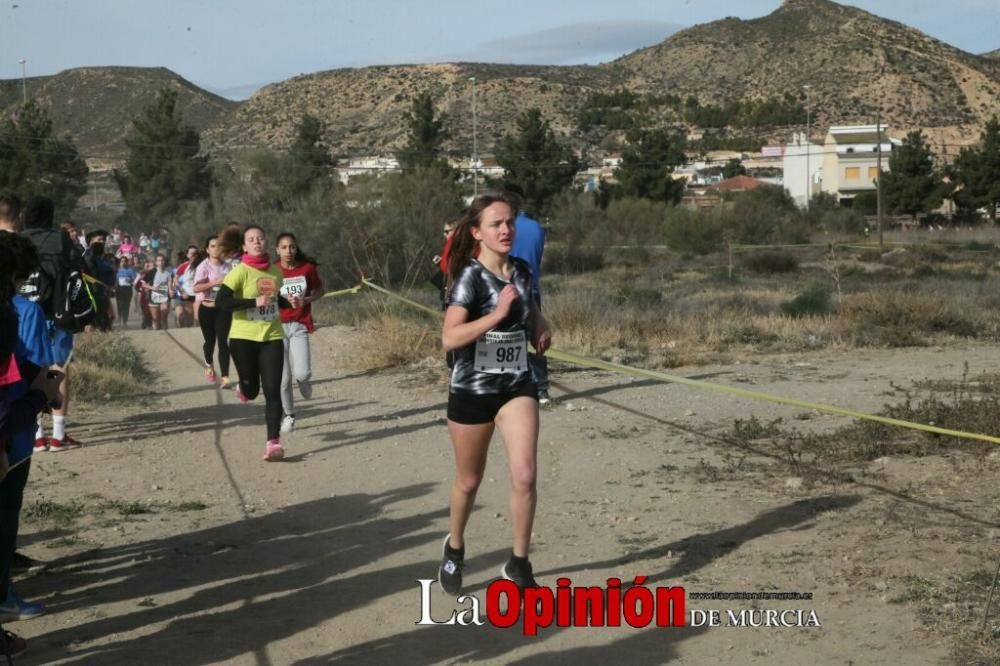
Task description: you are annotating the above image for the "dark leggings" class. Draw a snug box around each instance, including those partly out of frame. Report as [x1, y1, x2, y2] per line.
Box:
[0, 459, 30, 600]
[198, 306, 232, 376]
[116, 286, 132, 326]
[229, 338, 284, 440]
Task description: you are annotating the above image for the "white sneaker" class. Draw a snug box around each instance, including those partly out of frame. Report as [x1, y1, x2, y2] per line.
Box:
[280, 415, 295, 433]
[298, 379, 312, 400]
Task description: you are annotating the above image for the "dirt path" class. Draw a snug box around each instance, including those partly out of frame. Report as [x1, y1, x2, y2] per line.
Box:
[14, 326, 1000, 664]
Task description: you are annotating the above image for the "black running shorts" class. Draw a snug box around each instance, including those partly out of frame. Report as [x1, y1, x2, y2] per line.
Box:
[447, 383, 538, 425]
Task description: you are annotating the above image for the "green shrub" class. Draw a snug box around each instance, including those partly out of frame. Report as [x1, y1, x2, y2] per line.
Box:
[663, 210, 726, 254]
[743, 251, 799, 274]
[543, 244, 605, 274]
[780, 282, 833, 317]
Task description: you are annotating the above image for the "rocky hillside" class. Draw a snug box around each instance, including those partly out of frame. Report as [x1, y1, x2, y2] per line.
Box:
[205, 0, 1000, 157]
[0, 67, 235, 167]
[3, 0, 998, 163]
[614, 0, 1000, 132]
[201, 62, 613, 158]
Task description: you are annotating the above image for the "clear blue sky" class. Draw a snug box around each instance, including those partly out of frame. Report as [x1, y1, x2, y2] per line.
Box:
[1, 0, 997, 98]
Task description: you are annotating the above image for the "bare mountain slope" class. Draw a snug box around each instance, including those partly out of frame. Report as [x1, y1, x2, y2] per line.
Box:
[0, 67, 236, 166]
[614, 0, 1000, 130]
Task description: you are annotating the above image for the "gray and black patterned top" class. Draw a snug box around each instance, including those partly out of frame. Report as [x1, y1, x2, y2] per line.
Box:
[447, 258, 535, 395]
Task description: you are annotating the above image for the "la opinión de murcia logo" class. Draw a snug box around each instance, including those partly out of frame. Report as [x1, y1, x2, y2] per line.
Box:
[418, 577, 685, 636]
[417, 578, 821, 634]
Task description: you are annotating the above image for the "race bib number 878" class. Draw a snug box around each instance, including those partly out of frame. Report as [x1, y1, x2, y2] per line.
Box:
[475, 330, 527, 374]
[247, 302, 278, 321]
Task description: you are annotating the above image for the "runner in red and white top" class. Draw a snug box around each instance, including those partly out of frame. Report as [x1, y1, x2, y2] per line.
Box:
[275, 232, 324, 433]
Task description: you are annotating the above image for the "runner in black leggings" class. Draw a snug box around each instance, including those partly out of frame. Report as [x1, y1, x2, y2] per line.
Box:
[215, 225, 301, 461]
[192, 235, 233, 386]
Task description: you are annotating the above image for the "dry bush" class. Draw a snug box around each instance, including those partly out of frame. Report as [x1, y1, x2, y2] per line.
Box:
[837, 291, 978, 346]
[73, 333, 156, 401]
[349, 313, 439, 371]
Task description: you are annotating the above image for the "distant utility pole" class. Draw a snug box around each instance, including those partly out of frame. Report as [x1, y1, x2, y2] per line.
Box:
[470, 76, 478, 196]
[17, 58, 26, 104]
[803, 84, 811, 210]
[876, 109, 884, 250]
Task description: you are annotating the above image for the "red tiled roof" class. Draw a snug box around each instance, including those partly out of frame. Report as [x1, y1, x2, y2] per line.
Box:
[712, 175, 771, 191]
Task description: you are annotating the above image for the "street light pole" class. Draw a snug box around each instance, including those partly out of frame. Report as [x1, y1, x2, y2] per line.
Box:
[17, 58, 26, 104]
[876, 112, 884, 250]
[470, 76, 478, 196]
[803, 84, 811, 210]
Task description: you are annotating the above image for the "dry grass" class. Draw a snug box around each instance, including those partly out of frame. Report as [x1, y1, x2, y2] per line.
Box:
[336, 239, 1000, 372]
[72, 333, 156, 402]
[349, 313, 440, 371]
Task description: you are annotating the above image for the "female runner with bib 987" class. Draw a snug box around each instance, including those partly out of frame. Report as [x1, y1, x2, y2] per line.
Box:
[436, 193, 552, 595]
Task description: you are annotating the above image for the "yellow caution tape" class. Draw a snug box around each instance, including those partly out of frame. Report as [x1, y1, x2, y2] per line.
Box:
[361, 278, 441, 317]
[359, 278, 1000, 446]
[544, 349, 1000, 445]
[319, 284, 363, 299]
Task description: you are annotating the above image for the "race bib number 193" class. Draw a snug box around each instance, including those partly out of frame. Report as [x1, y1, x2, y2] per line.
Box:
[475, 330, 527, 374]
[280, 275, 307, 300]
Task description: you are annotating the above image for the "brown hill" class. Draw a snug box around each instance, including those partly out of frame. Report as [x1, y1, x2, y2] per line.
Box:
[206, 0, 1000, 158]
[201, 62, 613, 158]
[615, 0, 1000, 132]
[0, 67, 235, 167]
[983, 49, 1000, 61]
[4, 0, 998, 164]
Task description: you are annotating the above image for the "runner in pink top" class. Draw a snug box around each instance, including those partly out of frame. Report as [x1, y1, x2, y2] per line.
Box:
[193, 235, 234, 387]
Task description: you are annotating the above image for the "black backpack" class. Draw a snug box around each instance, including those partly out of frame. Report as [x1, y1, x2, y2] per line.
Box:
[21, 230, 96, 331]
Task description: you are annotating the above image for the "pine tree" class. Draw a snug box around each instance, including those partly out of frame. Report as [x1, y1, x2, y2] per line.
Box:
[397, 92, 449, 172]
[496, 108, 579, 216]
[722, 158, 747, 179]
[881, 130, 943, 224]
[614, 129, 686, 204]
[287, 113, 333, 196]
[951, 117, 1000, 224]
[114, 89, 212, 223]
[0, 100, 88, 216]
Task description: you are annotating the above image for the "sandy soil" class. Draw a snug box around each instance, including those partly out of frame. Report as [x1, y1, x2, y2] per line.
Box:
[11, 325, 1000, 665]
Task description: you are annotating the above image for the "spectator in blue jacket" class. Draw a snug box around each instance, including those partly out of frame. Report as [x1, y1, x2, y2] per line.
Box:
[510, 211, 551, 404]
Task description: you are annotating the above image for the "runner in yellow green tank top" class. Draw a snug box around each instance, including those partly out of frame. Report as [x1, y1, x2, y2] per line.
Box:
[216, 225, 302, 461]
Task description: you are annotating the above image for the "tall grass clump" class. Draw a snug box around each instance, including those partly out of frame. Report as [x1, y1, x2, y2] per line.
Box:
[837, 291, 978, 346]
[73, 334, 156, 401]
[780, 282, 833, 317]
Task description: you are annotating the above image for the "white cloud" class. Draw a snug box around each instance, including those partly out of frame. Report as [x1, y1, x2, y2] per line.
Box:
[435, 20, 683, 66]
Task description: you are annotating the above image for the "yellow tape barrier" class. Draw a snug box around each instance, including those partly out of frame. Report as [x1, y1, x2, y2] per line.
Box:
[358, 278, 1000, 446]
[320, 285, 363, 299]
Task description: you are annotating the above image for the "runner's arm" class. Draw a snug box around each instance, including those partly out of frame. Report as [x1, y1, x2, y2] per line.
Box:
[214, 285, 256, 312]
[442, 304, 504, 352]
[193, 278, 222, 293]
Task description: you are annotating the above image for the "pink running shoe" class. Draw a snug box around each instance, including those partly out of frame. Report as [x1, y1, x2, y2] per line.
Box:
[263, 439, 285, 462]
[235, 385, 249, 403]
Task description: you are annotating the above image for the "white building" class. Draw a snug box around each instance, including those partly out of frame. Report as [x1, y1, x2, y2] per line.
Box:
[336, 156, 401, 185]
[820, 125, 899, 205]
[782, 132, 823, 208]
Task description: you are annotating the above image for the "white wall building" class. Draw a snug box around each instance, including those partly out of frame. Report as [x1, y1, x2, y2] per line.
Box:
[821, 125, 899, 205]
[336, 156, 401, 185]
[782, 132, 823, 208]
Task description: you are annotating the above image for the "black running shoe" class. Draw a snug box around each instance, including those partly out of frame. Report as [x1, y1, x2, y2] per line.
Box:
[438, 534, 464, 596]
[501, 556, 538, 588]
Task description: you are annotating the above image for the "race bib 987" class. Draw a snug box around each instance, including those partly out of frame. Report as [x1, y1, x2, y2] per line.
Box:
[474, 330, 527, 374]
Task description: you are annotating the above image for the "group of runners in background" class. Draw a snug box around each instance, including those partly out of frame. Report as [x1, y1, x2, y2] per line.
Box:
[0, 189, 552, 658]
